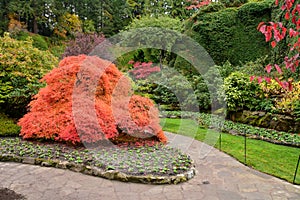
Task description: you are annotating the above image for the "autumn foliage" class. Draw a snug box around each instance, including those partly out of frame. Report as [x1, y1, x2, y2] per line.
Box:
[255, 0, 300, 90]
[128, 60, 161, 80]
[18, 55, 167, 146]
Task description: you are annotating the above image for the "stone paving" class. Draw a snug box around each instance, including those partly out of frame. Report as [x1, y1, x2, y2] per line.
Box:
[0, 132, 299, 200]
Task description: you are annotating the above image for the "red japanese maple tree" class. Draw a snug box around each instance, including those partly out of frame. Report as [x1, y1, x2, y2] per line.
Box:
[128, 60, 160, 80]
[18, 55, 167, 146]
[255, 0, 300, 90]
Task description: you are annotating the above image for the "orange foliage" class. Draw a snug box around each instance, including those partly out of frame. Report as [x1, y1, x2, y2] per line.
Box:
[18, 55, 167, 145]
[8, 13, 27, 34]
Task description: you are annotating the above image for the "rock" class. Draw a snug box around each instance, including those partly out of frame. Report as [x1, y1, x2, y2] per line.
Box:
[69, 164, 84, 172]
[41, 162, 52, 167]
[91, 167, 103, 176]
[83, 166, 94, 175]
[115, 172, 128, 182]
[102, 170, 117, 180]
[57, 161, 69, 169]
[230, 110, 299, 132]
[22, 157, 36, 165]
[173, 174, 186, 184]
[186, 169, 195, 179]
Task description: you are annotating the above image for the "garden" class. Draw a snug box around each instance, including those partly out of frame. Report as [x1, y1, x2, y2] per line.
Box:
[0, 0, 299, 189]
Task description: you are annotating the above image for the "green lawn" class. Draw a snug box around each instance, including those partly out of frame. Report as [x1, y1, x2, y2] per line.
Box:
[160, 118, 300, 184]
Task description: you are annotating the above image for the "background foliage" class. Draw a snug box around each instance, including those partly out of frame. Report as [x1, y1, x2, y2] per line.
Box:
[0, 33, 58, 118]
[186, 0, 273, 65]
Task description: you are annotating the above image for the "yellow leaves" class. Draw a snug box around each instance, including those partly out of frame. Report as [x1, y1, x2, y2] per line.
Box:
[54, 13, 82, 38]
[7, 13, 27, 35]
[0, 33, 58, 105]
[261, 80, 300, 113]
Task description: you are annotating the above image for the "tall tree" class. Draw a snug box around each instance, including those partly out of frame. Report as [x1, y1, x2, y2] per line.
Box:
[7, 0, 57, 34]
[0, 0, 10, 34]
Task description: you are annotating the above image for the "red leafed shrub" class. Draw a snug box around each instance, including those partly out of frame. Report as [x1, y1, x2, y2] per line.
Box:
[128, 61, 160, 80]
[18, 55, 167, 145]
[255, 0, 300, 90]
[62, 32, 105, 58]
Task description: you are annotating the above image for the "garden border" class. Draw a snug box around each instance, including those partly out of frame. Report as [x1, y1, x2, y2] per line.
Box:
[161, 111, 300, 148]
[0, 154, 196, 185]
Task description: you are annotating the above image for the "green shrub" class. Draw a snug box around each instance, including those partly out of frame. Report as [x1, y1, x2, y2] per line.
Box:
[0, 33, 58, 118]
[222, 72, 263, 111]
[186, 0, 272, 65]
[240, 56, 270, 76]
[13, 31, 49, 51]
[0, 113, 20, 137]
[220, 0, 248, 8]
[132, 61, 235, 112]
[293, 101, 300, 122]
[31, 34, 49, 50]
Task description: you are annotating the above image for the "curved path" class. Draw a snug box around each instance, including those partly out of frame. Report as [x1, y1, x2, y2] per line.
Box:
[0, 132, 299, 200]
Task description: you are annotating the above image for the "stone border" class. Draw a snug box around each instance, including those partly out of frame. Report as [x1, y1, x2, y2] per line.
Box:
[0, 154, 196, 184]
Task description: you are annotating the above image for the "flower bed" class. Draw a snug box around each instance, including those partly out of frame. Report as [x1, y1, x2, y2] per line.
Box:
[0, 137, 195, 184]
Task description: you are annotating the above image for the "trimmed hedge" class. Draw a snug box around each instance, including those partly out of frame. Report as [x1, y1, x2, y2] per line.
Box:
[186, 0, 273, 65]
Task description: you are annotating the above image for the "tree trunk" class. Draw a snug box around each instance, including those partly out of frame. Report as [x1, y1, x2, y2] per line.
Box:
[33, 16, 38, 34]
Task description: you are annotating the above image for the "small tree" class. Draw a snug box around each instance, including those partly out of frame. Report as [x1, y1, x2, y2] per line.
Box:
[18, 55, 167, 146]
[54, 13, 82, 38]
[124, 15, 182, 68]
[62, 32, 105, 58]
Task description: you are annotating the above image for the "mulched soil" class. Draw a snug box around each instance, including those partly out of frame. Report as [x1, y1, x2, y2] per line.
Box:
[0, 188, 26, 200]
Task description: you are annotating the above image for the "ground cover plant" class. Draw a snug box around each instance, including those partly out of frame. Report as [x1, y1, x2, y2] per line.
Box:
[0, 137, 193, 177]
[161, 111, 300, 147]
[160, 117, 300, 184]
[0, 113, 20, 137]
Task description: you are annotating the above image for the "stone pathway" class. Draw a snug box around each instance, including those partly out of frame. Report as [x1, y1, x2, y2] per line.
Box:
[0, 132, 299, 200]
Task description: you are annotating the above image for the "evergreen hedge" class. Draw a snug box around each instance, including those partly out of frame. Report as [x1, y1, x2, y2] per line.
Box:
[185, 0, 273, 65]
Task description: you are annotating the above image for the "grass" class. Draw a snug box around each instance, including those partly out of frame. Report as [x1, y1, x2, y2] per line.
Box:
[160, 118, 300, 184]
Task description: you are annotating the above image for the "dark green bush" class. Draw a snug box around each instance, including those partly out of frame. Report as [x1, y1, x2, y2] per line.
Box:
[294, 101, 300, 122]
[31, 34, 49, 50]
[0, 113, 20, 137]
[13, 31, 49, 51]
[186, 0, 272, 65]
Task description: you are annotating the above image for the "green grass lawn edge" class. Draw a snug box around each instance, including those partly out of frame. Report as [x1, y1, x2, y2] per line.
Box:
[160, 118, 300, 185]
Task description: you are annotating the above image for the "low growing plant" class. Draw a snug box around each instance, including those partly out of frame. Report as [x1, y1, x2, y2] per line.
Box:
[0, 113, 20, 137]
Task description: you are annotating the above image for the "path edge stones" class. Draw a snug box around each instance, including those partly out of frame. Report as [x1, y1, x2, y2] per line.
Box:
[0, 154, 196, 185]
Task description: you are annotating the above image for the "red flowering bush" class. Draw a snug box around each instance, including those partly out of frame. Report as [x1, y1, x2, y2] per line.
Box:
[18, 55, 167, 145]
